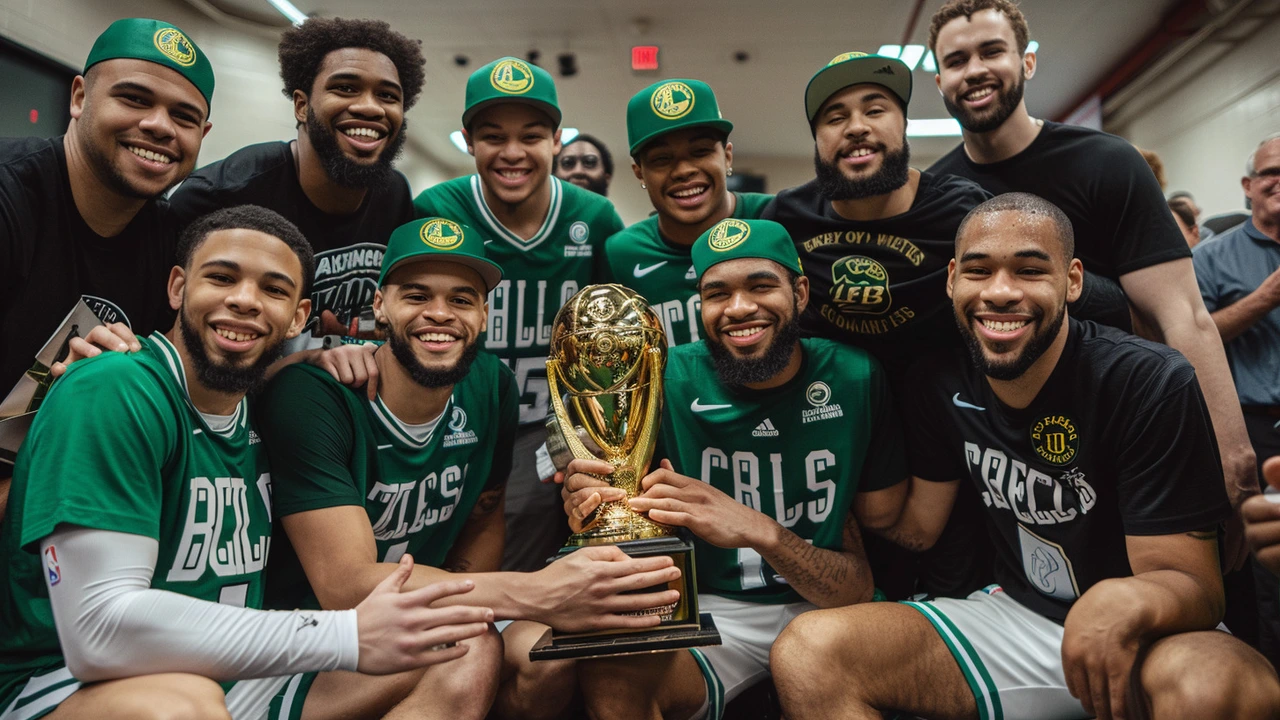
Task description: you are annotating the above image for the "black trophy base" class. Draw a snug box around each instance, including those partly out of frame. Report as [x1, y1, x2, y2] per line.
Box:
[529, 612, 721, 661]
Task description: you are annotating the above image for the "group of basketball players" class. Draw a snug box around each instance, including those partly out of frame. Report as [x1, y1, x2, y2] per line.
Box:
[2, 0, 1280, 718]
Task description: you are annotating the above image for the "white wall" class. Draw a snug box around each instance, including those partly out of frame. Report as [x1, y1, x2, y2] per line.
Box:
[1114, 12, 1280, 218]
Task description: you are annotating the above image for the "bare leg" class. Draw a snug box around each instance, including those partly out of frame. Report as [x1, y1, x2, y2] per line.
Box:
[492, 621, 578, 720]
[302, 624, 504, 720]
[1140, 630, 1280, 719]
[45, 673, 229, 720]
[771, 603, 977, 720]
[579, 649, 706, 720]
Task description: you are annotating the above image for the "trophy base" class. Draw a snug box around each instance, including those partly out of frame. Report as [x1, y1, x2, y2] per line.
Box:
[529, 612, 721, 661]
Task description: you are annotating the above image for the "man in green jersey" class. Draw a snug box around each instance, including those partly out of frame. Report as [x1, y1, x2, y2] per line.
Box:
[562, 218, 908, 719]
[0, 206, 494, 720]
[602, 79, 771, 348]
[258, 217, 684, 720]
[413, 56, 625, 573]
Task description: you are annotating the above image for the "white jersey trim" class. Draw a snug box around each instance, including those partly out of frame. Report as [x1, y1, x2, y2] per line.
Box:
[149, 332, 245, 438]
[469, 174, 562, 252]
[369, 393, 451, 449]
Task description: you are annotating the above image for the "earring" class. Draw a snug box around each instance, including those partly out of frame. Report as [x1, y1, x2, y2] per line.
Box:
[641, 183, 646, 189]
[727, 167, 734, 177]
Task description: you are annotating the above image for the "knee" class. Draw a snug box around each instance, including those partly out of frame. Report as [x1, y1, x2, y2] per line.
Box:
[142, 676, 230, 720]
[1144, 633, 1280, 719]
[432, 624, 504, 694]
[771, 609, 847, 688]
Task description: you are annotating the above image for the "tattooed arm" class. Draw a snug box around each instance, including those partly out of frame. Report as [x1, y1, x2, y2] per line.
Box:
[443, 486, 506, 574]
[757, 507, 875, 608]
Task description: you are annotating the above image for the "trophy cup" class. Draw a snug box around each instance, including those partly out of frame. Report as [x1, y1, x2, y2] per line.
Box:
[529, 284, 720, 660]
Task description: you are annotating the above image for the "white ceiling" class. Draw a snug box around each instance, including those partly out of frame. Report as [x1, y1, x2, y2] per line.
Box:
[225, 0, 1184, 171]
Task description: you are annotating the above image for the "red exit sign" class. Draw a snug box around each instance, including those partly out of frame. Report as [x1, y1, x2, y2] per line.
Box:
[632, 46, 659, 71]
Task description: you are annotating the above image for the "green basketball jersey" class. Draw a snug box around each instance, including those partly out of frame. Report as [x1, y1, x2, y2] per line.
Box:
[414, 176, 624, 424]
[602, 193, 772, 347]
[0, 333, 271, 698]
[257, 354, 518, 611]
[658, 338, 905, 604]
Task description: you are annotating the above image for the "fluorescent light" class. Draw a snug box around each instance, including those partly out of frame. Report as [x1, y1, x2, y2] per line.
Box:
[906, 118, 963, 137]
[1026, 40, 1039, 55]
[448, 127, 580, 155]
[921, 50, 937, 73]
[876, 44, 902, 59]
[266, 0, 308, 25]
[899, 45, 925, 70]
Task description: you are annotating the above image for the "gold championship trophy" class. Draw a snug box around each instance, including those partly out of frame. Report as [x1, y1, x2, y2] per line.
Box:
[529, 284, 720, 660]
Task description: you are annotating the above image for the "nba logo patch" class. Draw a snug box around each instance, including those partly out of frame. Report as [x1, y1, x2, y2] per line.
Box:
[44, 546, 61, 586]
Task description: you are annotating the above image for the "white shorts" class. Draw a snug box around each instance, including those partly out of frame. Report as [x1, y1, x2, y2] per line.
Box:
[688, 593, 816, 720]
[903, 585, 1087, 720]
[0, 665, 314, 720]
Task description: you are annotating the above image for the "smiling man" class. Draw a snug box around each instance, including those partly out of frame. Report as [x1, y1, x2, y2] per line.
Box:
[771, 193, 1280, 720]
[0, 17, 213, 418]
[554, 134, 613, 197]
[170, 17, 423, 348]
[413, 57, 624, 574]
[0, 205, 499, 720]
[562, 218, 906, 720]
[603, 79, 772, 348]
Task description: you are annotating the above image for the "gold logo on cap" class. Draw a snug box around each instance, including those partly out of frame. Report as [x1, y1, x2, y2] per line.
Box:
[490, 59, 534, 95]
[651, 81, 695, 120]
[153, 28, 197, 68]
[708, 219, 751, 251]
[420, 219, 466, 250]
[827, 51, 867, 66]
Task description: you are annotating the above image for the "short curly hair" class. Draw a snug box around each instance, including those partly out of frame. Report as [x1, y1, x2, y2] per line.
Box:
[278, 17, 426, 110]
[928, 0, 1030, 56]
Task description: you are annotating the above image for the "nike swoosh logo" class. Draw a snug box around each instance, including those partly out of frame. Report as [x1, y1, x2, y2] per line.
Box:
[952, 393, 986, 411]
[691, 398, 732, 412]
[634, 261, 668, 278]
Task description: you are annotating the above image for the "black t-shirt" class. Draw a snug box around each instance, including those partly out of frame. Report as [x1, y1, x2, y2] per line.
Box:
[905, 319, 1230, 622]
[169, 141, 415, 337]
[0, 136, 176, 395]
[763, 171, 990, 364]
[929, 122, 1191, 280]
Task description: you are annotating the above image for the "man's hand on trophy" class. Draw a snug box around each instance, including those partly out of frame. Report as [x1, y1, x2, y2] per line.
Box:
[50, 322, 141, 377]
[629, 459, 772, 550]
[559, 457, 626, 534]
[533, 545, 682, 632]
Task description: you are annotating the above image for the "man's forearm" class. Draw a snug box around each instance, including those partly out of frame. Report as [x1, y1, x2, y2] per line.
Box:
[1108, 570, 1225, 641]
[325, 562, 537, 622]
[755, 522, 873, 609]
[1211, 291, 1278, 343]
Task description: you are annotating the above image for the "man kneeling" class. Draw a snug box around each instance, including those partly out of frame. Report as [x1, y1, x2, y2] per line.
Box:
[771, 193, 1280, 720]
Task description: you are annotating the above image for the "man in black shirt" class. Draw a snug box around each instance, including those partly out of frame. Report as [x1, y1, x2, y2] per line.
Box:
[925, 0, 1259, 535]
[0, 18, 214, 475]
[170, 17, 421, 353]
[771, 193, 1280, 720]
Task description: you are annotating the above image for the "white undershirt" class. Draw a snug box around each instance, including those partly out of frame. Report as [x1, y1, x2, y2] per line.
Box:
[198, 410, 237, 435]
[41, 526, 359, 683]
[380, 400, 444, 444]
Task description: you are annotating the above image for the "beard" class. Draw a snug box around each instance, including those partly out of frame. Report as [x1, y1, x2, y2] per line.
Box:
[813, 141, 911, 201]
[566, 174, 609, 196]
[178, 308, 286, 395]
[943, 70, 1026, 134]
[387, 326, 480, 389]
[79, 121, 170, 200]
[957, 301, 1065, 381]
[306, 107, 407, 189]
[705, 305, 802, 387]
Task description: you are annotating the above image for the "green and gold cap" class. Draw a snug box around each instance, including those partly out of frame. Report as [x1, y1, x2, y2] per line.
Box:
[804, 52, 911, 130]
[462, 57, 560, 129]
[85, 18, 215, 110]
[627, 78, 734, 156]
[379, 217, 504, 292]
[693, 218, 803, 280]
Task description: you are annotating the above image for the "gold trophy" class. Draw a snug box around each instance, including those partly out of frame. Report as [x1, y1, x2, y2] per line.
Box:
[529, 284, 720, 660]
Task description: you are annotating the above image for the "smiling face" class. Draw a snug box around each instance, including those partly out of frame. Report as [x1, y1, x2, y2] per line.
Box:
[699, 257, 808, 386]
[556, 139, 610, 195]
[934, 8, 1034, 133]
[948, 210, 1082, 381]
[1245, 139, 1280, 228]
[634, 127, 733, 230]
[71, 59, 211, 200]
[169, 228, 309, 395]
[374, 260, 488, 389]
[296, 47, 407, 188]
[465, 103, 562, 207]
[812, 84, 910, 200]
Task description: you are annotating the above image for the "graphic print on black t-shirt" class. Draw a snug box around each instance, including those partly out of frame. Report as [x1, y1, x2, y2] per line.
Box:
[905, 320, 1231, 622]
[763, 172, 989, 363]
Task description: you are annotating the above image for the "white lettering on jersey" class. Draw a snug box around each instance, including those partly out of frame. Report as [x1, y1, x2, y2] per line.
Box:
[805, 450, 837, 523]
[964, 442, 1097, 526]
[168, 476, 271, 582]
[373, 465, 469, 540]
[653, 297, 703, 345]
[485, 279, 579, 352]
[703, 448, 835, 527]
[730, 451, 761, 511]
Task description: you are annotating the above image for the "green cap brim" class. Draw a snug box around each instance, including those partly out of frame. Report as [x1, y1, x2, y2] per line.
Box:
[462, 97, 562, 130]
[630, 118, 734, 157]
[85, 18, 214, 111]
[805, 54, 911, 131]
[381, 255, 503, 293]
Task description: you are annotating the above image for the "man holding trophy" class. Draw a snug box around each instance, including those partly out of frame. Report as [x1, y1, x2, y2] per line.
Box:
[559, 218, 908, 719]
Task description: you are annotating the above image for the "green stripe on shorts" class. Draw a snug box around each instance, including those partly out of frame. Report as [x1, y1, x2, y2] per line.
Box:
[268, 672, 318, 720]
[903, 601, 1003, 720]
[689, 648, 725, 720]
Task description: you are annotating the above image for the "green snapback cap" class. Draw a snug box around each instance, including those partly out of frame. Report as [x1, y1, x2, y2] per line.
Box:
[462, 57, 561, 128]
[379, 217, 504, 292]
[693, 218, 803, 280]
[804, 52, 911, 129]
[627, 78, 734, 156]
[85, 18, 214, 110]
